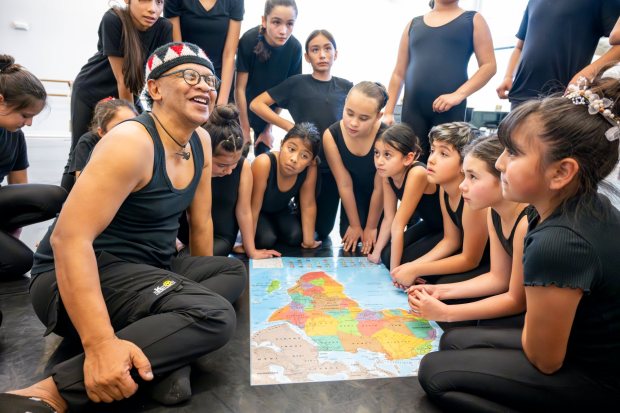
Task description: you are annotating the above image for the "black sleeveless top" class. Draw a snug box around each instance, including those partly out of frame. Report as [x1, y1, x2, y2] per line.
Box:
[388, 162, 442, 231]
[32, 112, 204, 273]
[329, 121, 387, 205]
[212, 157, 245, 240]
[491, 205, 535, 257]
[260, 152, 308, 214]
[403, 11, 475, 109]
[443, 189, 465, 234]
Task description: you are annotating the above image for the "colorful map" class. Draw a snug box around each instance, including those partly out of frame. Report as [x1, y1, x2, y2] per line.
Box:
[250, 257, 442, 385]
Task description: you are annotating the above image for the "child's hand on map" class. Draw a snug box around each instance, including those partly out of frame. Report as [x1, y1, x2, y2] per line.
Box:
[390, 262, 419, 288]
[301, 240, 322, 249]
[249, 248, 282, 259]
[407, 284, 441, 299]
[367, 250, 381, 264]
[408, 288, 449, 321]
[342, 225, 363, 252]
[361, 227, 377, 255]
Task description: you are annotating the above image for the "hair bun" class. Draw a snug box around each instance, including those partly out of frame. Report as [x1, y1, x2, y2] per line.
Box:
[0, 54, 16, 73]
[209, 104, 240, 126]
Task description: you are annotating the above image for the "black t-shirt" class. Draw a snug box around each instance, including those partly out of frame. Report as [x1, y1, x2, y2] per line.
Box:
[237, 25, 302, 133]
[164, 0, 244, 76]
[0, 127, 29, 184]
[268, 74, 352, 171]
[73, 9, 172, 106]
[522, 195, 620, 376]
[509, 0, 620, 104]
[63, 131, 99, 175]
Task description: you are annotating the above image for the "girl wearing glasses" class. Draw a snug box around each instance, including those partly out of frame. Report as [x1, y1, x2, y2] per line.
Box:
[250, 29, 353, 240]
[235, 0, 302, 156]
[165, 0, 244, 105]
[69, 0, 172, 153]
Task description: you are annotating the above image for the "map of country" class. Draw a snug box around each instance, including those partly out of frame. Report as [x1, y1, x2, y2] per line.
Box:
[250, 257, 442, 385]
[269, 271, 435, 360]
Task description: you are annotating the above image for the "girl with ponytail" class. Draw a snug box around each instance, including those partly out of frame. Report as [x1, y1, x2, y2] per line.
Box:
[69, 0, 172, 152]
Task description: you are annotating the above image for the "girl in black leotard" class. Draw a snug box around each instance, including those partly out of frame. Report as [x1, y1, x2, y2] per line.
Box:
[383, 0, 496, 160]
[61, 98, 137, 192]
[251, 122, 321, 249]
[391, 122, 488, 289]
[417, 70, 620, 413]
[408, 135, 531, 326]
[176, 104, 280, 259]
[369, 124, 442, 271]
[0, 55, 67, 282]
[323, 81, 388, 253]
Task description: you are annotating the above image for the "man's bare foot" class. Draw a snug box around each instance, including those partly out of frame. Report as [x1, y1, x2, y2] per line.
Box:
[9, 377, 68, 413]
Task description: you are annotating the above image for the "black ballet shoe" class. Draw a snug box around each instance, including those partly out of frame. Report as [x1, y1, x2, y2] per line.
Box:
[0, 393, 57, 413]
[148, 365, 192, 406]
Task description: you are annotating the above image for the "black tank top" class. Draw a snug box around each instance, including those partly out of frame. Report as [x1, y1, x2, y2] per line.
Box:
[212, 157, 244, 240]
[261, 152, 308, 213]
[404, 11, 475, 106]
[388, 162, 442, 231]
[491, 205, 535, 257]
[329, 121, 387, 205]
[444, 189, 465, 234]
[31, 112, 204, 273]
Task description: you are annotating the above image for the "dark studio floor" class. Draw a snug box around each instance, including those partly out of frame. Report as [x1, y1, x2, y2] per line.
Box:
[0, 138, 442, 413]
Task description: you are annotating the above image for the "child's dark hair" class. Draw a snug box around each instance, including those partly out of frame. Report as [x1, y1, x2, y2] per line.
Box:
[0, 54, 46, 112]
[305, 29, 336, 52]
[349, 81, 389, 112]
[498, 70, 620, 211]
[377, 123, 422, 159]
[91, 98, 137, 135]
[112, 3, 148, 95]
[429, 122, 480, 162]
[254, 0, 298, 62]
[205, 104, 244, 154]
[462, 134, 503, 179]
[282, 122, 321, 159]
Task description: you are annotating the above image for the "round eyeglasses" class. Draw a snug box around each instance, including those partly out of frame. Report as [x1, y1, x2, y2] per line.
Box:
[159, 68, 221, 90]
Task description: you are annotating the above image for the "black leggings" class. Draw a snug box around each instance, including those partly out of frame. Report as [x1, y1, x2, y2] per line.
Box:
[0, 184, 66, 278]
[418, 327, 620, 412]
[255, 210, 302, 249]
[314, 170, 340, 240]
[30, 251, 246, 412]
[380, 220, 443, 268]
[70, 90, 95, 151]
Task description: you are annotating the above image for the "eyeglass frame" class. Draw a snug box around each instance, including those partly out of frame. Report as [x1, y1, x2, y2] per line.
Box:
[158, 68, 221, 90]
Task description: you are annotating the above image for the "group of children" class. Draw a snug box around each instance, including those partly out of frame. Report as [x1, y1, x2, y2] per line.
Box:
[0, 0, 619, 411]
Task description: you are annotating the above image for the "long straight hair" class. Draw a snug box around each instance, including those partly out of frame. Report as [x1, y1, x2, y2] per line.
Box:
[112, 2, 146, 95]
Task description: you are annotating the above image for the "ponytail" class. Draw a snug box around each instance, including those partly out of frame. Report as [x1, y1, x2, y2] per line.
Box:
[112, 5, 145, 96]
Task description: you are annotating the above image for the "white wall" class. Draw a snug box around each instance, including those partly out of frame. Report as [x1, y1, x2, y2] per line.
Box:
[0, 0, 527, 138]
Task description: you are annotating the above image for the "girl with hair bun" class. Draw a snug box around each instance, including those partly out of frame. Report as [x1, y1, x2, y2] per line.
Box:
[0, 54, 66, 281]
[323, 81, 388, 253]
[369, 123, 443, 270]
[177, 104, 280, 258]
[235, 0, 301, 156]
[418, 73, 620, 411]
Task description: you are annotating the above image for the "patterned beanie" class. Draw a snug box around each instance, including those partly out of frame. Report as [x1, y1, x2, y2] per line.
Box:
[141, 42, 215, 109]
[145, 41, 215, 80]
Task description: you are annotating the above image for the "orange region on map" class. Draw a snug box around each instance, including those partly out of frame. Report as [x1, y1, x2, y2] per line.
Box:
[268, 271, 436, 359]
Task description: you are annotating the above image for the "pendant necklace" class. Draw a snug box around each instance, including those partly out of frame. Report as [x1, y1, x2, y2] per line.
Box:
[150, 112, 191, 160]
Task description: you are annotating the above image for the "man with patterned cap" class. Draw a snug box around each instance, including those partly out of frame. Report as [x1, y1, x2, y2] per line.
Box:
[0, 42, 247, 413]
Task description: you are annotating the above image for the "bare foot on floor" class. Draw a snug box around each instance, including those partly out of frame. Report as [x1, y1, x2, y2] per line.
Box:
[9, 377, 68, 413]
